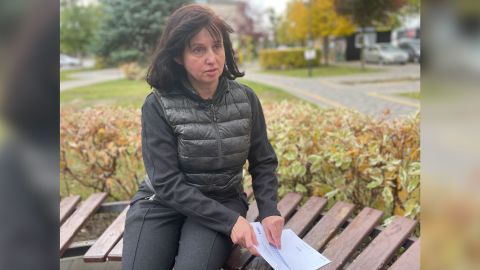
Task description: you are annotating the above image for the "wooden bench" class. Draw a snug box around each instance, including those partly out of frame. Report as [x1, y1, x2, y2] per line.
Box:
[60, 190, 420, 269]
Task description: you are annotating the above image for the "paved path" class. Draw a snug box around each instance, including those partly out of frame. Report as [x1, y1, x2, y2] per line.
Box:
[60, 68, 124, 91]
[243, 63, 420, 120]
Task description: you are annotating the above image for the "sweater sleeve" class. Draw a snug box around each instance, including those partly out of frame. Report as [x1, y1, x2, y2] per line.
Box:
[141, 93, 240, 236]
[244, 86, 282, 220]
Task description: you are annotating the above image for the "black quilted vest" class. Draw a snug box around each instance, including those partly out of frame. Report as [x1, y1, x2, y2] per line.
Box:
[152, 77, 252, 196]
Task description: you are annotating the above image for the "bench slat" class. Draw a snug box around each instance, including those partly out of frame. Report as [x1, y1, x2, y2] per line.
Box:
[303, 201, 355, 250]
[107, 238, 123, 261]
[224, 192, 302, 270]
[276, 192, 303, 220]
[245, 196, 327, 270]
[83, 205, 129, 262]
[320, 207, 383, 270]
[60, 193, 108, 256]
[346, 216, 417, 270]
[388, 239, 420, 270]
[60, 195, 81, 225]
[284, 196, 326, 237]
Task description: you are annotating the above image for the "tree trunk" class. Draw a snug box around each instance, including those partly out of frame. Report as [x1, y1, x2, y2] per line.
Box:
[323, 36, 329, 66]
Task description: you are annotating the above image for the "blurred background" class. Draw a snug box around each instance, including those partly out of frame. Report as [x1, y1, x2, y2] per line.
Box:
[0, 0, 479, 269]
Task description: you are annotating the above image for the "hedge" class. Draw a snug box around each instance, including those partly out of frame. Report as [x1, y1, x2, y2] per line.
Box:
[259, 48, 322, 70]
[61, 102, 419, 221]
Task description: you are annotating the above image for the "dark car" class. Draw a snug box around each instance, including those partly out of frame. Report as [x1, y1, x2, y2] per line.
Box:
[398, 39, 421, 63]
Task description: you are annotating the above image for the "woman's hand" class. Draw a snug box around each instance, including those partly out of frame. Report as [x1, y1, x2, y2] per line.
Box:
[230, 216, 260, 256]
[261, 215, 285, 249]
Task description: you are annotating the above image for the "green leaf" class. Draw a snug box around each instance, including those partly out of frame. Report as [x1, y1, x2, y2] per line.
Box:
[325, 189, 339, 199]
[382, 187, 394, 206]
[399, 167, 408, 189]
[291, 161, 306, 177]
[407, 177, 419, 193]
[285, 151, 297, 161]
[367, 175, 383, 189]
[295, 183, 308, 193]
[307, 154, 322, 163]
[310, 159, 323, 173]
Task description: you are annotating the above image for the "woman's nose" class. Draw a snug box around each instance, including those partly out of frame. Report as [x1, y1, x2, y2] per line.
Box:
[205, 49, 215, 64]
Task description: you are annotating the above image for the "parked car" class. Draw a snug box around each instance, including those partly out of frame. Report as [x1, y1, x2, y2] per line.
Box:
[60, 54, 81, 67]
[364, 43, 409, 65]
[397, 39, 421, 62]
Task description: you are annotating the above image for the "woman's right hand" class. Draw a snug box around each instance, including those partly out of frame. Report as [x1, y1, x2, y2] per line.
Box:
[230, 216, 259, 256]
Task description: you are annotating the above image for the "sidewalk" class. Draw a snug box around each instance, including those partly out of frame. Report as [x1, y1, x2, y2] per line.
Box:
[242, 61, 420, 120]
[60, 68, 124, 92]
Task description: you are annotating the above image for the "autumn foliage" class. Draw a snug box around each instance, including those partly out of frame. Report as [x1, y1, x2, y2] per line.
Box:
[61, 103, 419, 220]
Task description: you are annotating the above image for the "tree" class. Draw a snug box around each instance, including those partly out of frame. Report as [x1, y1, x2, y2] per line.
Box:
[283, 0, 308, 44]
[278, 0, 355, 66]
[311, 0, 356, 65]
[335, 0, 407, 68]
[60, 0, 101, 59]
[92, 0, 191, 66]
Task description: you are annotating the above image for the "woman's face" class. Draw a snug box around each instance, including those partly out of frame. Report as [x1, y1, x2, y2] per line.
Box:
[178, 27, 225, 87]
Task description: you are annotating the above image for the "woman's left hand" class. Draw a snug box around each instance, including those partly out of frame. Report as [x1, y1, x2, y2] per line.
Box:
[261, 215, 285, 249]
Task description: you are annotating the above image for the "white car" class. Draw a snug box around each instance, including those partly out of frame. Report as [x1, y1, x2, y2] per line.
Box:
[364, 44, 408, 65]
[60, 54, 81, 67]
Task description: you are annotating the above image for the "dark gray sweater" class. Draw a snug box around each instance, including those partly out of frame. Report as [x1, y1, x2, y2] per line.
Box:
[133, 80, 281, 236]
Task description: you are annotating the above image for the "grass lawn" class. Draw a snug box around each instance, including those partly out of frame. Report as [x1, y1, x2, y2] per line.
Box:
[261, 65, 382, 78]
[60, 78, 301, 109]
[61, 79, 151, 109]
[396, 91, 420, 100]
[60, 67, 100, 82]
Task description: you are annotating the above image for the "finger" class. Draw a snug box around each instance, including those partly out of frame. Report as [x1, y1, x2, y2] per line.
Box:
[249, 245, 260, 256]
[265, 227, 275, 246]
[272, 226, 281, 249]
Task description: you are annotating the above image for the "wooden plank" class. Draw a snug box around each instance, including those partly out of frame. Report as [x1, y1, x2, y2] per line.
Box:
[285, 196, 327, 236]
[60, 195, 81, 225]
[83, 205, 129, 262]
[320, 207, 384, 270]
[60, 193, 108, 257]
[346, 216, 417, 270]
[388, 239, 420, 270]
[303, 201, 355, 250]
[276, 192, 303, 220]
[107, 238, 123, 261]
[224, 193, 303, 270]
[245, 196, 327, 270]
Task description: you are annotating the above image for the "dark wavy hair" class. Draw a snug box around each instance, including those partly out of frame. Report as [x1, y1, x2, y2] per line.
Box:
[146, 4, 244, 90]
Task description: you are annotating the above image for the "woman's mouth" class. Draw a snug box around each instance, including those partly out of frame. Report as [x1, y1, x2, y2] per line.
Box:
[205, 68, 218, 74]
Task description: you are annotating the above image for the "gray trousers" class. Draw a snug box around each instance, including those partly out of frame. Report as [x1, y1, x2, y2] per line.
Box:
[122, 195, 248, 270]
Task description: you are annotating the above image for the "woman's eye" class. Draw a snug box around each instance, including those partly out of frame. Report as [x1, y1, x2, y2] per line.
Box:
[193, 47, 205, 54]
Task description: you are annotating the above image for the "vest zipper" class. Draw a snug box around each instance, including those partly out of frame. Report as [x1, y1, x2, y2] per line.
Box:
[210, 103, 222, 157]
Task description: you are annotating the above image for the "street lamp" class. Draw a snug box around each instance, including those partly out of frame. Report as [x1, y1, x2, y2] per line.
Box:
[303, 0, 313, 77]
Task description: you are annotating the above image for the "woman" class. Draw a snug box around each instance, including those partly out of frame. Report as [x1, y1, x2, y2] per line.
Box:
[122, 4, 284, 270]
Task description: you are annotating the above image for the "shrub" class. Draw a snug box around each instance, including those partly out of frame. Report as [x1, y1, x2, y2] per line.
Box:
[119, 62, 145, 80]
[260, 101, 420, 221]
[259, 48, 321, 70]
[60, 107, 143, 201]
[60, 102, 420, 221]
